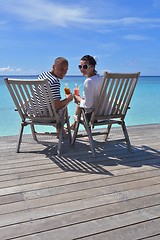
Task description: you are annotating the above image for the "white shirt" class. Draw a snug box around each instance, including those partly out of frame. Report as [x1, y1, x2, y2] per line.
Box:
[80, 74, 102, 112]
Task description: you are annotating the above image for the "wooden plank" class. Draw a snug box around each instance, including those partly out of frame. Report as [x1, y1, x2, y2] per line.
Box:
[0, 124, 159, 240]
[0, 166, 159, 190]
[0, 186, 159, 227]
[6, 208, 159, 240]
[0, 167, 158, 212]
[77, 218, 160, 240]
[0, 193, 159, 239]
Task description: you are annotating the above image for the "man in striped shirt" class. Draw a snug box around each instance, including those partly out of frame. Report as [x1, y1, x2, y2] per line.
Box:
[33, 57, 73, 137]
[38, 57, 73, 109]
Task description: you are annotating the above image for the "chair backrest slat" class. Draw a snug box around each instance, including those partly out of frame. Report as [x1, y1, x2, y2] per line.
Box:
[40, 84, 53, 116]
[4, 78, 59, 122]
[12, 83, 26, 115]
[31, 84, 48, 116]
[91, 72, 140, 123]
[111, 78, 124, 115]
[27, 84, 42, 116]
[18, 84, 30, 113]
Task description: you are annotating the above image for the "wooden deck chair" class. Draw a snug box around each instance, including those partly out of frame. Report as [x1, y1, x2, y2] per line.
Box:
[4, 78, 71, 155]
[71, 72, 140, 157]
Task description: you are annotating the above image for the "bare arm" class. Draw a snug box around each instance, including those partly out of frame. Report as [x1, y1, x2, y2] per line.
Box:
[54, 93, 73, 109]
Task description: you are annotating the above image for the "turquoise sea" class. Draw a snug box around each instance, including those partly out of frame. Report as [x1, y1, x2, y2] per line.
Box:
[0, 75, 160, 136]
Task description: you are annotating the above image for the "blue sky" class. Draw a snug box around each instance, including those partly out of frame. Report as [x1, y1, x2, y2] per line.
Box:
[0, 0, 160, 76]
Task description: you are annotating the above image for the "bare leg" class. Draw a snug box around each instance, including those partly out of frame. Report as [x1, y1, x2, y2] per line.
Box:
[70, 104, 81, 130]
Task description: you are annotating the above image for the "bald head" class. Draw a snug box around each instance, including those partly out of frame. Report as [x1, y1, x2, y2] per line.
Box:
[52, 57, 68, 79]
[54, 57, 68, 65]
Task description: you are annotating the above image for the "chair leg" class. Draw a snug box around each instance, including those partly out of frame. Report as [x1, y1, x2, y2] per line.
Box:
[84, 124, 95, 157]
[57, 125, 63, 156]
[82, 111, 95, 157]
[71, 120, 80, 146]
[16, 122, 24, 153]
[121, 121, 131, 151]
[57, 110, 65, 156]
[30, 124, 38, 142]
[105, 124, 112, 141]
[65, 109, 72, 144]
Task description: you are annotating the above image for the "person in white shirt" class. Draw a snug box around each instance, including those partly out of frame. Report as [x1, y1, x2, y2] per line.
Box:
[71, 55, 102, 130]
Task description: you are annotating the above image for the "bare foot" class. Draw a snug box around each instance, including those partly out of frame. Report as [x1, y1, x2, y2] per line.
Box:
[70, 123, 76, 131]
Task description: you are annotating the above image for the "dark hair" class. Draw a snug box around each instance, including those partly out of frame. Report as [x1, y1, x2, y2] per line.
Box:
[81, 55, 96, 66]
[81, 55, 97, 73]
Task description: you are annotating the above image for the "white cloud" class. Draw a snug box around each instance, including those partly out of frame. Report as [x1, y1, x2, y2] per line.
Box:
[0, 0, 87, 27]
[0, 21, 8, 25]
[0, 66, 21, 72]
[0, 66, 11, 71]
[124, 34, 149, 41]
[1, 0, 160, 29]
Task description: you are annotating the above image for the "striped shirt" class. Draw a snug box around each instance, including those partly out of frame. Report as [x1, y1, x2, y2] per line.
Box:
[30, 71, 61, 112]
[38, 71, 61, 100]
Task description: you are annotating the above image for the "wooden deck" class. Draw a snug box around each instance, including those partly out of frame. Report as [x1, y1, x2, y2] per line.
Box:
[0, 124, 160, 240]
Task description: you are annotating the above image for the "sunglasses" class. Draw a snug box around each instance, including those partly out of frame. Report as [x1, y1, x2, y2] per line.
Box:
[78, 64, 92, 70]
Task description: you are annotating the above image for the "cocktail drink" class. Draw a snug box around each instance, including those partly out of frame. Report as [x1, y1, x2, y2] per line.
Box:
[74, 85, 80, 96]
[64, 84, 71, 94]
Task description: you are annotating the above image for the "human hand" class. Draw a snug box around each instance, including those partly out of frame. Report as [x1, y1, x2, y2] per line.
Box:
[66, 93, 73, 102]
[74, 94, 81, 103]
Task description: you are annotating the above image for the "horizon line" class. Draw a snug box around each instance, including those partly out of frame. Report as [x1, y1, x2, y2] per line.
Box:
[1, 74, 160, 78]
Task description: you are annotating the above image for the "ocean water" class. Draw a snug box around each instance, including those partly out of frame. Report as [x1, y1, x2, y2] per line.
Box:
[0, 75, 160, 136]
